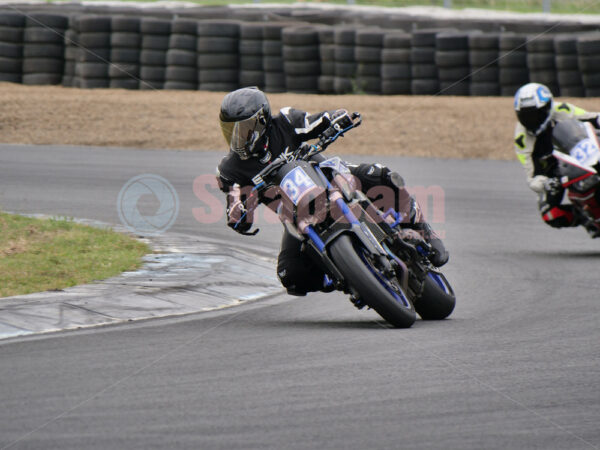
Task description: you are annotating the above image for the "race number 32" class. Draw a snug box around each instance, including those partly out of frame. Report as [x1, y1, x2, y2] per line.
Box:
[571, 138, 600, 166]
[280, 167, 317, 205]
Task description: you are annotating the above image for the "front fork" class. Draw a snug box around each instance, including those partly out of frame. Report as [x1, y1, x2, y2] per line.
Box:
[355, 193, 434, 299]
[300, 204, 408, 295]
[296, 165, 431, 298]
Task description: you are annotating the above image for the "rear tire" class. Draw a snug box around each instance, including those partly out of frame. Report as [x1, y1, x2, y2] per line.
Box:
[329, 234, 416, 328]
[414, 272, 456, 320]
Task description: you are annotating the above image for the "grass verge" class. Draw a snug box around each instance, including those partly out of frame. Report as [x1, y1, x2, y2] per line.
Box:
[47, 0, 600, 15]
[0, 212, 150, 298]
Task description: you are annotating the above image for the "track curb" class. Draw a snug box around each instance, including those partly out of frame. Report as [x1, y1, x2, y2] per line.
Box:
[0, 216, 284, 340]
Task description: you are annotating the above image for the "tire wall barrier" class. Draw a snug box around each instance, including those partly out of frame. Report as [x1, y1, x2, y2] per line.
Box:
[1, 7, 599, 97]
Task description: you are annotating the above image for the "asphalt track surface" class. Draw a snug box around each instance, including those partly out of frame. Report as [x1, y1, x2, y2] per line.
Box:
[1, 144, 599, 450]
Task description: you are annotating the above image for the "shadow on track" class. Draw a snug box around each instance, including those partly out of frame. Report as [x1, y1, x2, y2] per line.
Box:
[249, 317, 456, 330]
[250, 318, 390, 330]
[526, 250, 600, 259]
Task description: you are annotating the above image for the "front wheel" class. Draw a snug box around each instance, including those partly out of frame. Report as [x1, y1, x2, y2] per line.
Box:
[329, 234, 416, 328]
[414, 271, 456, 320]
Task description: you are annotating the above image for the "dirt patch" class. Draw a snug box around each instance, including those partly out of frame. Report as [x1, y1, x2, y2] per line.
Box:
[1, 82, 598, 160]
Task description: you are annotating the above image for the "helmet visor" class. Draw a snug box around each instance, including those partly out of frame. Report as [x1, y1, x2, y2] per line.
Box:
[517, 104, 551, 133]
[220, 109, 266, 159]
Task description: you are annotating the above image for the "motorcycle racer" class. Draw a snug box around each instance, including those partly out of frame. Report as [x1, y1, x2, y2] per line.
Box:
[216, 87, 448, 296]
[513, 82, 600, 236]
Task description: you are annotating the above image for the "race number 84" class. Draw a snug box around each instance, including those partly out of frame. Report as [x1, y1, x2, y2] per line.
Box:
[280, 167, 317, 205]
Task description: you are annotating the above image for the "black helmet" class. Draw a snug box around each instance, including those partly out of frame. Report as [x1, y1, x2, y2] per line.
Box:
[219, 87, 271, 160]
[514, 82, 554, 135]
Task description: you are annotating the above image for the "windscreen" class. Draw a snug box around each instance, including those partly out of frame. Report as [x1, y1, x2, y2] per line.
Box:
[552, 119, 588, 153]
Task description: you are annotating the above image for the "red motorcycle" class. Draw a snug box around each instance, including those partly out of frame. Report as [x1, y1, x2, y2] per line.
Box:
[552, 118, 600, 236]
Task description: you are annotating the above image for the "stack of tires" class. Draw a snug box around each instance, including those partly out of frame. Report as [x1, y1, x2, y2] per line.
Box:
[318, 26, 335, 94]
[334, 27, 357, 94]
[164, 18, 197, 90]
[469, 32, 500, 96]
[498, 33, 529, 97]
[355, 28, 384, 94]
[0, 12, 24, 84]
[109, 16, 141, 90]
[435, 32, 470, 96]
[239, 22, 264, 89]
[139, 18, 171, 90]
[381, 31, 412, 95]
[262, 22, 288, 93]
[23, 13, 68, 85]
[526, 34, 559, 95]
[197, 20, 240, 92]
[282, 26, 320, 94]
[75, 15, 111, 89]
[554, 34, 584, 97]
[576, 34, 600, 97]
[411, 29, 442, 95]
[61, 16, 78, 87]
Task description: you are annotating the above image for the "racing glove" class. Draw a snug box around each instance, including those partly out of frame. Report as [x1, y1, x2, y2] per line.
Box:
[543, 177, 562, 197]
[331, 109, 353, 130]
[226, 197, 252, 234]
[322, 109, 354, 140]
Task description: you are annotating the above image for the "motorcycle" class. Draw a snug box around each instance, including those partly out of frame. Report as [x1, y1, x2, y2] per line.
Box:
[236, 113, 455, 328]
[552, 118, 600, 236]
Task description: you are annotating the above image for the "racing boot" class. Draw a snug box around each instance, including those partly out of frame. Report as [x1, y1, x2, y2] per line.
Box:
[403, 197, 449, 267]
[582, 204, 600, 238]
[572, 206, 600, 238]
[384, 172, 449, 267]
[583, 219, 600, 238]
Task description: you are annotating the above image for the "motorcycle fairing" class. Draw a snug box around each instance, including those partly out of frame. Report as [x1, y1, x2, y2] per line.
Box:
[570, 137, 600, 167]
[318, 156, 351, 174]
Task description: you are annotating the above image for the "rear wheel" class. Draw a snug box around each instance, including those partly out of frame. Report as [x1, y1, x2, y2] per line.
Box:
[329, 234, 416, 328]
[414, 271, 456, 320]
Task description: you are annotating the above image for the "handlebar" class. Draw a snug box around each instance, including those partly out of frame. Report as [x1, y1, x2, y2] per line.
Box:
[313, 112, 362, 154]
[250, 112, 361, 189]
[234, 111, 362, 234]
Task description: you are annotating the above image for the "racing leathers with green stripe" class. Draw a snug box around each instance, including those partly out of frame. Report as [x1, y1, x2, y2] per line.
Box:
[514, 101, 600, 227]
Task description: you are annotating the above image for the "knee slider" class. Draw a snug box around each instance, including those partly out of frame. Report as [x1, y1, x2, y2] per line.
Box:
[544, 216, 571, 228]
[277, 267, 307, 296]
[277, 255, 325, 296]
[541, 206, 575, 228]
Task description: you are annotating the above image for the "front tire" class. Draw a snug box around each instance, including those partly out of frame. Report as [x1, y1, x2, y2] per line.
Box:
[329, 234, 416, 328]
